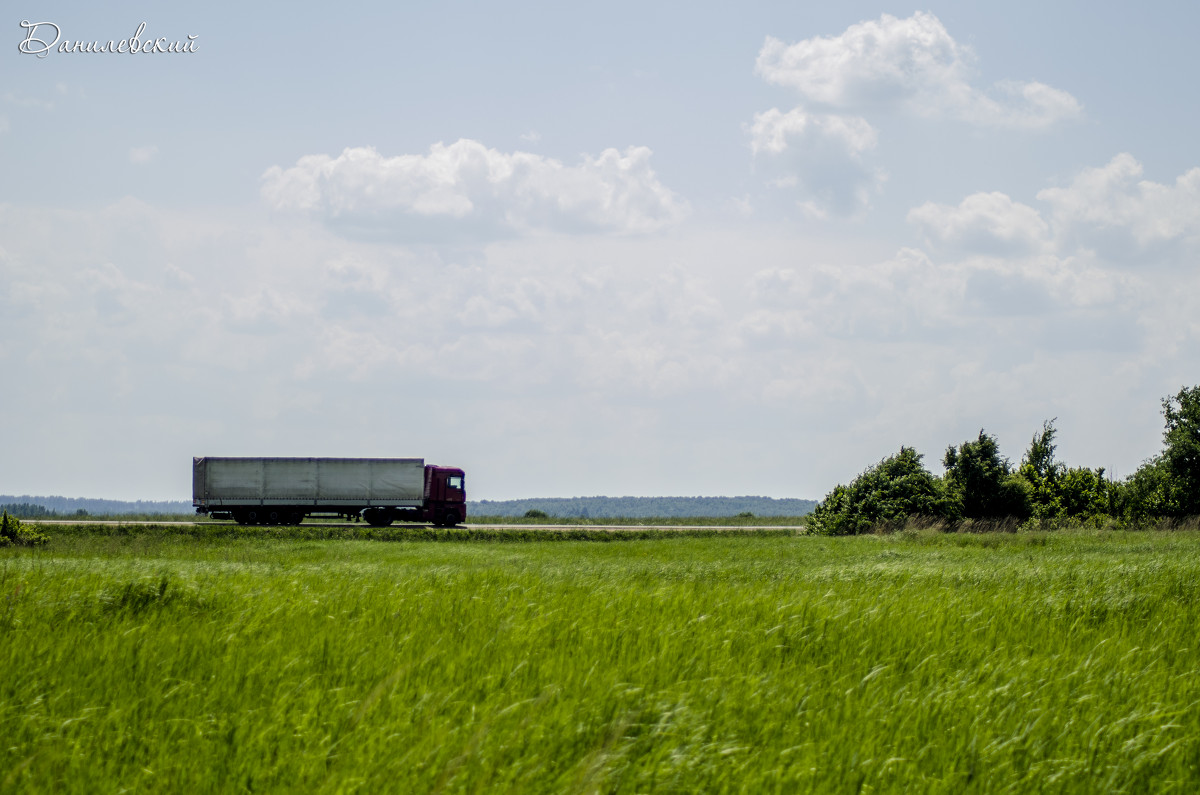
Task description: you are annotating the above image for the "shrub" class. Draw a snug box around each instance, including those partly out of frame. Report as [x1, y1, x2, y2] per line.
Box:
[809, 447, 953, 536]
[1012, 420, 1112, 522]
[0, 511, 49, 547]
[1056, 466, 1110, 520]
[1018, 420, 1065, 519]
[1113, 458, 1173, 522]
[943, 430, 1031, 519]
[522, 509, 550, 519]
[1161, 385, 1200, 517]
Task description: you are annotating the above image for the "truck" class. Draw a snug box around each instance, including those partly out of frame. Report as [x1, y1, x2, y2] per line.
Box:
[192, 457, 466, 527]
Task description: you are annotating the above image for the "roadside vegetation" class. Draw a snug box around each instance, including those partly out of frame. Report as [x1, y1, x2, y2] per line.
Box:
[0, 511, 48, 547]
[3, 528, 1200, 791]
[468, 495, 817, 519]
[473, 513, 808, 527]
[810, 384, 1200, 535]
[37, 522, 797, 544]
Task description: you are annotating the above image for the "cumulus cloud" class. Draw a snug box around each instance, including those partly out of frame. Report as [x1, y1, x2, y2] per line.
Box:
[3, 182, 1199, 501]
[749, 107, 877, 157]
[892, 154, 1200, 328]
[261, 139, 689, 241]
[905, 185, 1123, 314]
[756, 12, 1081, 129]
[745, 12, 1078, 216]
[908, 192, 1051, 256]
[748, 106, 884, 215]
[909, 154, 1200, 277]
[1037, 153, 1200, 249]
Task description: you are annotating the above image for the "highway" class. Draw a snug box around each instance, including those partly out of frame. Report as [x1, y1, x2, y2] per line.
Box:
[25, 519, 804, 530]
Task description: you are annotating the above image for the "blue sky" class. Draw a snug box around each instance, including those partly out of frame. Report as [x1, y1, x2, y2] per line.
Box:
[3, 2, 1200, 501]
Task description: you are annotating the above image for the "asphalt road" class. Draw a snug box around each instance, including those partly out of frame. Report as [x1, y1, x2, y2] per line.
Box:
[25, 519, 803, 530]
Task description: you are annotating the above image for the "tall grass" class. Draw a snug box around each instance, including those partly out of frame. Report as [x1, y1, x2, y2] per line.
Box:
[466, 515, 809, 527]
[2, 529, 1200, 792]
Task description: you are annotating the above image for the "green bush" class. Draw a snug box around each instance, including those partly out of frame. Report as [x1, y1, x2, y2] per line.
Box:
[943, 430, 1031, 519]
[810, 384, 1200, 533]
[0, 511, 48, 547]
[1160, 385, 1200, 517]
[1017, 420, 1065, 519]
[1056, 465, 1110, 520]
[1108, 388, 1200, 521]
[1009, 420, 1110, 523]
[808, 447, 952, 536]
[1113, 459, 1172, 522]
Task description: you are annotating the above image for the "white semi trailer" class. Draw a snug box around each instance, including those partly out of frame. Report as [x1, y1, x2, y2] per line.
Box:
[192, 457, 466, 527]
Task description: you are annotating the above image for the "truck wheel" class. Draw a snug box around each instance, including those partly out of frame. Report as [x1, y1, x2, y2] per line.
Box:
[363, 509, 393, 527]
[442, 511, 459, 527]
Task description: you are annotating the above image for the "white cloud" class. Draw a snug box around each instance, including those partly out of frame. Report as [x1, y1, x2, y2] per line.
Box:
[735, 151, 1200, 352]
[748, 106, 884, 215]
[755, 12, 1081, 129]
[908, 155, 1200, 279]
[261, 139, 689, 241]
[1, 187, 1198, 503]
[908, 192, 1051, 256]
[749, 107, 877, 157]
[904, 186, 1129, 314]
[1037, 153, 1200, 249]
[745, 12, 1079, 217]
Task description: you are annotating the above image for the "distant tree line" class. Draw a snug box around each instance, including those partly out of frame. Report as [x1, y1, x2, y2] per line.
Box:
[0, 502, 63, 518]
[469, 496, 817, 519]
[809, 385, 1200, 535]
[0, 496, 193, 516]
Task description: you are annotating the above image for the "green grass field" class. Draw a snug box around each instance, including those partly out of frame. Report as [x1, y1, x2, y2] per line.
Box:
[3, 526, 1199, 792]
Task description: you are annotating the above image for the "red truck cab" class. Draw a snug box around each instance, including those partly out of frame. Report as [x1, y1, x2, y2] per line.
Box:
[425, 465, 466, 526]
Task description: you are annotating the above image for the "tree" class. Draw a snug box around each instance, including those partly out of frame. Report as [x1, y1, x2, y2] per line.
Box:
[809, 447, 952, 535]
[1161, 385, 1200, 516]
[1113, 458, 1172, 521]
[943, 430, 1030, 519]
[1014, 419, 1110, 522]
[1018, 420, 1067, 519]
[1056, 466, 1110, 520]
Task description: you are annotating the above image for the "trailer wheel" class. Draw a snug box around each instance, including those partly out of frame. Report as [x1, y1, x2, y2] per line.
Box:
[363, 509, 393, 527]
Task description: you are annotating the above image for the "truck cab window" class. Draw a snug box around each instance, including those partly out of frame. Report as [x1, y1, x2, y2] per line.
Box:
[448, 476, 464, 490]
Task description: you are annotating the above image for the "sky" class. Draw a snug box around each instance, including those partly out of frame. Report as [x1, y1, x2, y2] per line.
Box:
[3, 1, 1200, 501]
